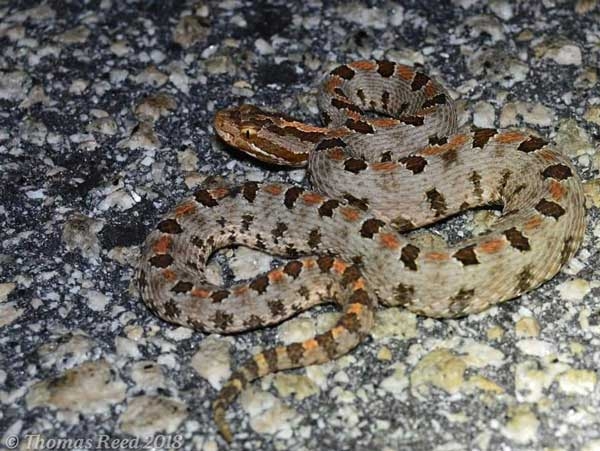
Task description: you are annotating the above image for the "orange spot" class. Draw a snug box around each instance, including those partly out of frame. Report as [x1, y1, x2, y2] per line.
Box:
[495, 131, 526, 144]
[191, 288, 210, 298]
[302, 192, 325, 205]
[396, 65, 414, 81]
[549, 180, 565, 200]
[264, 184, 283, 195]
[268, 270, 284, 283]
[153, 236, 172, 254]
[370, 118, 399, 128]
[350, 60, 377, 71]
[424, 251, 449, 262]
[347, 110, 361, 120]
[525, 216, 543, 230]
[479, 238, 505, 254]
[332, 259, 348, 274]
[327, 148, 345, 161]
[340, 207, 361, 222]
[211, 187, 229, 199]
[162, 269, 177, 281]
[347, 303, 363, 315]
[423, 82, 437, 98]
[371, 161, 397, 171]
[303, 258, 316, 269]
[303, 338, 319, 351]
[379, 232, 400, 250]
[352, 278, 366, 290]
[174, 201, 196, 217]
[330, 326, 347, 339]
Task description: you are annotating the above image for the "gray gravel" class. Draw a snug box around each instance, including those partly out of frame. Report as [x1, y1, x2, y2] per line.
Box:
[1, 1, 600, 450]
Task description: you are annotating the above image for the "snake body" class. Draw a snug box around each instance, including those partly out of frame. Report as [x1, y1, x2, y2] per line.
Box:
[137, 60, 586, 441]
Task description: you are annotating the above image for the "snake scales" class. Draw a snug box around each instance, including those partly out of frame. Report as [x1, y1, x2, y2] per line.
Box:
[137, 60, 586, 441]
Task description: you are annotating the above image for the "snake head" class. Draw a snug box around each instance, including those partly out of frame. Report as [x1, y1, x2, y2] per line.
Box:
[213, 104, 328, 167]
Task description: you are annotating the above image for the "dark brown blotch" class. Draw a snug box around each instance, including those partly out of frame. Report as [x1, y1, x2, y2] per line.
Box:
[343, 194, 369, 211]
[448, 288, 475, 315]
[360, 218, 385, 238]
[391, 216, 416, 232]
[341, 265, 362, 287]
[518, 136, 548, 153]
[249, 275, 269, 293]
[426, 188, 447, 217]
[428, 135, 448, 146]
[516, 265, 534, 292]
[345, 118, 375, 134]
[261, 348, 279, 372]
[171, 281, 193, 293]
[287, 342, 305, 364]
[401, 244, 420, 271]
[284, 186, 304, 209]
[542, 164, 573, 180]
[356, 88, 366, 104]
[157, 218, 182, 234]
[421, 93, 447, 109]
[400, 115, 425, 126]
[241, 214, 254, 231]
[330, 64, 355, 80]
[308, 228, 321, 248]
[212, 310, 234, 330]
[376, 60, 396, 77]
[472, 128, 497, 148]
[194, 189, 218, 207]
[149, 254, 173, 268]
[394, 283, 414, 305]
[400, 155, 427, 174]
[470, 171, 483, 200]
[318, 199, 340, 217]
[243, 315, 264, 330]
[317, 255, 334, 272]
[381, 91, 390, 110]
[268, 299, 286, 317]
[284, 260, 303, 279]
[315, 137, 347, 151]
[316, 331, 338, 359]
[344, 158, 368, 174]
[411, 72, 430, 91]
[242, 181, 259, 203]
[163, 299, 181, 318]
[535, 199, 566, 219]
[272, 222, 288, 239]
[331, 98, 362, 114]
[211, 290, 230, 303]
[453, 245, 479, 265]
[503, 227, 531, 251]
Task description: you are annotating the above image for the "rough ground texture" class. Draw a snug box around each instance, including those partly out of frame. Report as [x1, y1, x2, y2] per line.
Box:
[1, 1, 600, 450]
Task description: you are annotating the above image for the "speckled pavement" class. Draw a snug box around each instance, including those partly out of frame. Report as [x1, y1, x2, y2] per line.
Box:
[1, 1, 600, 450]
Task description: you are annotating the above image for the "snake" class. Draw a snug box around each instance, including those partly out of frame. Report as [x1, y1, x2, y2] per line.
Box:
[136, 60, 586, 442]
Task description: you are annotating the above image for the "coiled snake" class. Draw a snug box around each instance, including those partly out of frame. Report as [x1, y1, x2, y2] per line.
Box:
[137, 60, 586, 441]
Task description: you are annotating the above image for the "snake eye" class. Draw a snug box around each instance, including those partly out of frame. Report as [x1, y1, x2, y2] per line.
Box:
[241, 127, 256, 139]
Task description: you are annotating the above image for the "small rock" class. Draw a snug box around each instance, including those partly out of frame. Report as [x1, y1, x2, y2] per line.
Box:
[272, 374, 319, 400]
[371, 308, 417, 340]
[410, 348, 466, 397]
[118, 121, 160, 150]
[499, 101, 554, 128]
[0, 282, 17, 302]
[190, 336, 231, 389]
[134, 93, 177, 122]
[86, 116, 118, 135]
[472, 101, 495, 128]
[173, 15, 209, 48]
[56, 25, 90, 44]
[536, 40, 583, 66]
[556, 278, 591, 302]
[26, 360, 127, 413]
[133, 66, 169, 87]
[0, 71, 32, 101]
[119, 395, 187, 438]
[501, 405, 539, 444]
[62, 213, 104, 259]
[557, 368, 597, 395]
[515, 316, 541, 338]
